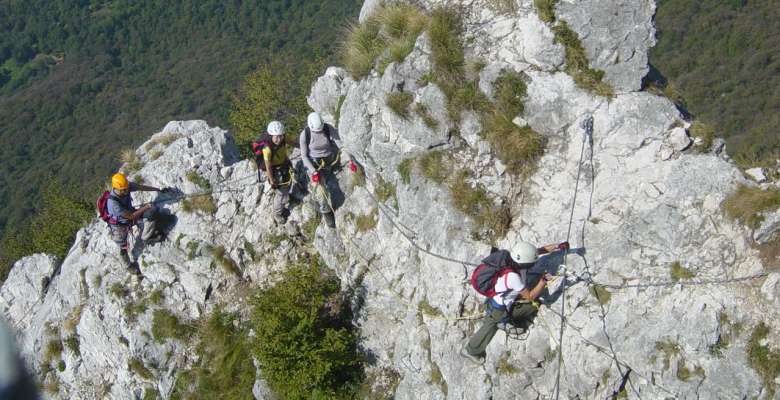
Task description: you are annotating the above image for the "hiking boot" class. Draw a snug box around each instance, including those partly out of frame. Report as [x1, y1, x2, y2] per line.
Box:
[322, 211, 336, 228]
[459, 339, 485, 365]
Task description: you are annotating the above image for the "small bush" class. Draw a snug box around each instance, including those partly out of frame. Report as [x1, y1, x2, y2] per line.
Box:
[429, 7, 465, 85]
[552, 21, 613, 97]
[129, 357, 154, 380]
[414, 103, 439, 130]
[151, 309, 192, 343]
[418, 151, 451, 184]
[386, 92, 414, 118]
[212, 246, 241, 277]
[186, 170, 211, 190]
[265, 233, 287, 247]
[170, 309, 256, 400]
[355, 208, 379, 232]
[669, 261, 695, 281]
[181, 194, 217, 215]
[251, 257, 363, 399]
[120, 148, 144, 174]
[43, 338, 64, 365]
[397, 158, 414, 185]
[723, 184, 780, 229]
[374, 175, 397, 205]
[482, 113, 545, 176]
[690, 121, 715, 151]
[589, 285, 612, 305]
[747, 323, 780, 397]
[149, 289, 165, 305]
[124, 300, 148, 322]
[380, 5, 428, 65]
[352, 167, 367, 188]
[63, 336, 80, 356]
[57, 359, 66, 372]
[534, 0, 557, 23]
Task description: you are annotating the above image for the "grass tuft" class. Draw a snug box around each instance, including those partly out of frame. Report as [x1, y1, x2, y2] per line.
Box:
[448, 171, 512, 243]
[151, 309, 192, 343]
[496, 353, 520, 375]
[110, 282, 127, 298]
[747, 322, 780, 397]
[120, 148, 144, 174]
[186, 170, 211, 190]
[212, 246, 241, 277]
[397, 158, 414, 185]
[669, 261, 695, 282]
[589, 285, 612, 305]
[417, 299, 443, 317]
[414, 103, 439, 130]
[374, 175, 397, 206]
[355, 208, 379, 232]
[655, 340, 681, 371]
[690, 121, 716, 151]
[534, 0, 557, 23]
[551, 21, 613, 97]
[723, 184, 780, 229]
[418, 151, 451, 185]
[386, 92, 414, 119]
[181, 194, 217, 215]
[129, 357, 154, 380]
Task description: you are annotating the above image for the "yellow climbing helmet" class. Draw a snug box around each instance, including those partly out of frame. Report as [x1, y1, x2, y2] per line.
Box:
[111, 173, 129, 190]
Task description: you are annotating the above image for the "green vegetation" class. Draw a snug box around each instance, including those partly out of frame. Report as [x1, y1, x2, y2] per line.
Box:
[481, 70, 545, 176]
[181, 194, 217, 215]
[185, 171, 211, 191]
[57, 360, 66, 372]
[151, 310, 192, 343]
[723, 185, 780, 229]
[0, 181, 93, 283]
[430, 362, 447, 396]
[651, 0, 780, 165]
[301, 215, 321, 241]
[148, 289, 165, 306]
[414, 103, 439, 130]
[449, 171, 512, 242]
[342, 5, 428, 78]
[63, 336, 80, 356]
[676, 359, 705, 382]
[143, 388, 161, 400]
[397, 158, 414, 185]
[357, 368, 401, 400]
[746, 323, 780, 397]
[251, 257, 363, 399]
[0, 0, 360, 258]
[355, 208, 379, 232]
[655, 340, 681, 370]
[588, 285, 612, 305]
[689, 121, 715, 151]
[374, 175, 397, 206]
[551, 22, 613, 97]
[418, 151, 450, 184]
[534, 0, 557, 23]
[110, 283, 127, 298]
[669, 261, 696, 282]
[170, 310, 255, 400]
[120, 149, 144, 175]
[496, 354, 519, 375]
[128, 357, 154, 380]
[386, 92, 414, 118]
[43, 338, 64, 365]
[212, 245, 241, 277]
[124, 300, 148, 322]
[709, 311, 743, 357]
[417, 299, 443, 318]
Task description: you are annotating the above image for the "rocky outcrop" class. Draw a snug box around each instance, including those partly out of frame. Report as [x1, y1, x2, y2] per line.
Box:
[2, 0, 779, 399]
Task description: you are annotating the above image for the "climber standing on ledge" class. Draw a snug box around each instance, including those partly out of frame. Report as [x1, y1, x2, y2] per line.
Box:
[461, 240, 569, 365]
[299, 112, 357, 228]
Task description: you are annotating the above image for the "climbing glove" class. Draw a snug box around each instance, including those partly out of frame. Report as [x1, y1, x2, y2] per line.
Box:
[558, 241, 570, 251]
[348, 160, 358, 173]
[311, 171, 320, 184]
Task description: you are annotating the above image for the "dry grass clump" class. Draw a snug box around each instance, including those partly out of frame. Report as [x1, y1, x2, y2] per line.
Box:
[723, 184, 780, 229]
[181, 194, 217, 215]
[690, 121, 715, 151]
[418, 151, 451, 184]
[343, 5, 428, 78]
[414, 103, 439, 129]
[212, 245, 241, 277]
[120, 148, 144, 174]
[448, 171, 512, 242]
[355, 208, 379, 232]
[386, 92, 414, 118]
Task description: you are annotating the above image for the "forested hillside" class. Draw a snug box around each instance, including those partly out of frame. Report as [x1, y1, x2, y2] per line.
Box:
[0, 0, 360, 242]
[650, 0, 780, 164]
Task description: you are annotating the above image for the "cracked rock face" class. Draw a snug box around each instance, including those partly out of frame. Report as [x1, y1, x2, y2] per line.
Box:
[2, 1, 779, 399]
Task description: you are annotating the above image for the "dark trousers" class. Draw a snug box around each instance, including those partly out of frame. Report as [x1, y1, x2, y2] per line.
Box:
[465, 302, 538, 356]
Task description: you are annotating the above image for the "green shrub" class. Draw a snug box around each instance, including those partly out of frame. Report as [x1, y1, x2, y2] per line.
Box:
[63, 336, 80, 356]
[534, 0, 557, 23]
[128, 357, 154, 380]
[143, 388, 161, 400]
[690, 121, 715, 151]
[723, 184, 780, 229]
[669, 261, 695, 281]
[374, 175, 397, 205]
[170, 309, 256, 400]
[250, 257, 363, 399]
[355, 208, 379, 232]
[181, 194, 217, 215]
[428, 7, 465, 85]
[149, 289, 165, 305]
[380, 5, 428, 66]
[397, 158, 414, 184]
[186, 170, 211, 190]
[386, 92, 414, 118]
[747, 323, 780, 397]
[212, 245, 241, 277]
[482, 113, 545, 176]
[124, 300, 148, 322]
[0, 180, 93, 283]
[418, 151, 451, 184]
[448, 171, 512, 242]
[43, 338, 64, 365]
[414, 103, 439, 130]
[151, 310, 192, 343]
[448, 80, 491, 118]
[551, 21, 613, 97]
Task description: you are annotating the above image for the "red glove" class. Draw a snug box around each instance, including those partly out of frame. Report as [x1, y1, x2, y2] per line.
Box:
[311, 171, 320, 184]
[348, 160, 357, 173]
[558, 241, 570, 251]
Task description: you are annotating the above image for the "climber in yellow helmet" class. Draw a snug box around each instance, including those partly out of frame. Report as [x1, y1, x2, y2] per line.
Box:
[99, 173, 171, 272]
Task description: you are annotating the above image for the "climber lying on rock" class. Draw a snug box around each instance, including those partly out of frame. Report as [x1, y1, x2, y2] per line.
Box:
[461, 240, 569, 365]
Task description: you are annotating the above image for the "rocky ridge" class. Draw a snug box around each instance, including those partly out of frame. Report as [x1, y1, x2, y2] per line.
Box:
[2, 0, 780, 399]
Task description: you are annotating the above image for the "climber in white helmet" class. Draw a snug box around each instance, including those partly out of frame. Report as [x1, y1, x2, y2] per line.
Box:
[251, 121, 293, 224]
[299, 112, 358, 228]
[461, 240, 570, 365]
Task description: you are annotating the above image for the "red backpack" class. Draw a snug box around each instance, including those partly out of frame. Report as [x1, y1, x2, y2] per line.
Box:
[96, 191, 119, 225]
[469, 250, 522, 297]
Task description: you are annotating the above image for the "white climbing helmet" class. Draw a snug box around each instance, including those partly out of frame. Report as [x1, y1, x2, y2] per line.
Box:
[307, 112, 324, 132]
[515, 241, 538, 264]
[267, 120, 284, 136]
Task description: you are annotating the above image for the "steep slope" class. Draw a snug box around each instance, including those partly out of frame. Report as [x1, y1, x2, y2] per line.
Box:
[2, 0, 780, 399]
